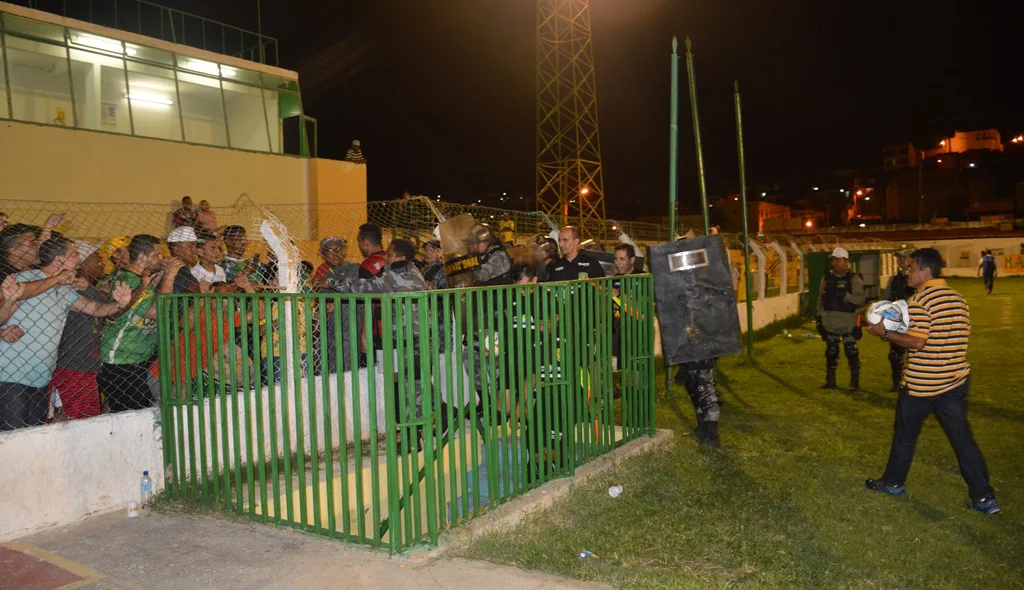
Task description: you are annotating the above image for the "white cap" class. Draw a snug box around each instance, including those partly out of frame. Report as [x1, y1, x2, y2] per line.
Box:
[167, 226, 198, 243]
[831, 247, 849, 259]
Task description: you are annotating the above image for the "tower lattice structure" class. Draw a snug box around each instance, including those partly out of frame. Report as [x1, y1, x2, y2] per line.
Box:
[535, 0, 607, 240]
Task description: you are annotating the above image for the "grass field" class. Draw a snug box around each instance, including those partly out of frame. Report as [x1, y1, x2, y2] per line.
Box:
[459, 278, 1024, 589]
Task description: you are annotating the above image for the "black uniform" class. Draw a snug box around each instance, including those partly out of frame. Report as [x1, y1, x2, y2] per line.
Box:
[675, 358, 720, 446]
[546, 252, 606, 282]
[882, 271, 914, 391]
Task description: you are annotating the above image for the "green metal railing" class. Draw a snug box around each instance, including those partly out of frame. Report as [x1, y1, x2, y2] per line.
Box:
[156, 275, 656, 552]
[19, 0, 279, 66]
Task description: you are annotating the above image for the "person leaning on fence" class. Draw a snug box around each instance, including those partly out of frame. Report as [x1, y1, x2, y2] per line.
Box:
[816, 247, 865, 391]
[0, 237, 131, 430]
[96, 235, 131, 277]
[98, 235, 178, 413]
[331, 239, 428, 448]
[0, 215, 68, 282]
[221, 225, 259, 283]
[882, 251, 915, 392]
[48, 242, 109, 421]
[314, 237, 360, 372]
[166, 226, 204, 294]
[864, 248, 1000, 515]
[547, 226, 605, 282]
[191, 232, 227, 284]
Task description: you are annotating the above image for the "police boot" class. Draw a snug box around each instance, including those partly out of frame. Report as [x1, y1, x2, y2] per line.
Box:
[691, 414, 706, 439]
[821, 339, 839, 389]
[845, 341, 861, 392]
[700, 421, 721, 448]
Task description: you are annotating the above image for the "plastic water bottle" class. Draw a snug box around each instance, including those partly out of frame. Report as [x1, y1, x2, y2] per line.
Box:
[578, 550, 600, 561]
[140, 471, 153, 508]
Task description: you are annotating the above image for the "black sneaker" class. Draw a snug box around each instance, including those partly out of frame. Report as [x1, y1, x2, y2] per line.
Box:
[968, 496, 1001, 515]
[865, 478, 905, 495]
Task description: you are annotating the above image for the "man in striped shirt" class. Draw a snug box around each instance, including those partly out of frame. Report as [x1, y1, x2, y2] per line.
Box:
[864, 248, 1000, 514]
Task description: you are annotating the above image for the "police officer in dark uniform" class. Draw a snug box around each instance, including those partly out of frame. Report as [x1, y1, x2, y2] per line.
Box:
[546, 226, 606, 282]
[881, 250, 914, 391]
[816, 247, 866, 391]
[468, 224, 513, 286]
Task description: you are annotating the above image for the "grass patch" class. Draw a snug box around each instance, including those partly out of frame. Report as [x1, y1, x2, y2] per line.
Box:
[458, 278, 1024, 588]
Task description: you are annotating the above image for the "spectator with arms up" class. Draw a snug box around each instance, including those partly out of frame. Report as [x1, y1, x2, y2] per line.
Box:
[98, 235, 176, 413]
[0, 237, 131, 430]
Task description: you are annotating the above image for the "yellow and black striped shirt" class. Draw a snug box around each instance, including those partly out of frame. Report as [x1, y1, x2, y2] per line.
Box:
[903, 279, 970, 396]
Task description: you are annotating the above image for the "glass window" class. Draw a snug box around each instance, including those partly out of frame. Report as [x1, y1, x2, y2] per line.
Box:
[223, 81, 268, 152]
[4, 35, 74, 126]
[67, 30, 125, 58]
[2, 15, 65, 43]
[126, 61, 181, 141]
[177, 70, 227, 147]
[262, 87, 281, 153]
[68, 48, 129, 134]
[231, 67, 262, 87]
[126, 44, 173, 66]
[0, 40, 9, 119]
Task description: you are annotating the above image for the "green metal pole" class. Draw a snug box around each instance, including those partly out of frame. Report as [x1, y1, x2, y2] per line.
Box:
[664, 37, 681, 395]
[734, 80, 755, 361]
[668, 37, 679, 241]
[684, 38, 710, 235]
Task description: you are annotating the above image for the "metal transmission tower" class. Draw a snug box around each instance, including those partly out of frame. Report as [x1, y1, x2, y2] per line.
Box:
[535, 0, 606, 240]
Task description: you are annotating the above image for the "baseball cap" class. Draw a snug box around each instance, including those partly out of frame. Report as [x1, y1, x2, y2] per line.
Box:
[98, 235, 130, 273]
[319, 236, 346, 252]
[167, 226, 198, 243]
[831, 247, 849, 259]
[196, 231, 218, 244]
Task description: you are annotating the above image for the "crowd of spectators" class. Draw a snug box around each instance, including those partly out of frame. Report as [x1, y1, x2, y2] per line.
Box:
[0, 198, 641, 434]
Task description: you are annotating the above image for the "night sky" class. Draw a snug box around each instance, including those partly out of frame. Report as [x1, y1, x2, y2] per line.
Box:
[85, 1, 1024, 216]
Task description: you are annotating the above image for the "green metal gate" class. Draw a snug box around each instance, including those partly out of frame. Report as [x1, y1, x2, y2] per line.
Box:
[157, 275, 655, 552]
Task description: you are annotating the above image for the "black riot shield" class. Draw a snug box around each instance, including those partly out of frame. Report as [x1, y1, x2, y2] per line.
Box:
[648, 235, 742, 364]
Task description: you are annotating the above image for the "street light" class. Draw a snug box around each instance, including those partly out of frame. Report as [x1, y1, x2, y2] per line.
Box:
[804, 220, 813, 228]
[856, 190, 863, 196]
[939, 139, 946, 147]
[580, 187, 590, 196]
[864, 196, 871, 201]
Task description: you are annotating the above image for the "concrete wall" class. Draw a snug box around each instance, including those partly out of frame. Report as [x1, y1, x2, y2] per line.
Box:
[909, 237, 1024, 276]
[0, 409, 164, 542]
[0, 120, 310, 206]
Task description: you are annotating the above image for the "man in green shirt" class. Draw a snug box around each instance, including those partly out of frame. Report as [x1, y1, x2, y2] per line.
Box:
[98, 235, 180, 412]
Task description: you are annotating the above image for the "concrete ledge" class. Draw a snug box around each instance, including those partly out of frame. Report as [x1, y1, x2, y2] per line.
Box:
[418, 429, 675, 559]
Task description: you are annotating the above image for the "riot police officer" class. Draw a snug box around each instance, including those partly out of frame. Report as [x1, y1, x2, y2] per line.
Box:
[881, 250, 914, 391]
[468, 224, 513, 286]
[816, 247, 865, 391]
[675, 360, 720, 447]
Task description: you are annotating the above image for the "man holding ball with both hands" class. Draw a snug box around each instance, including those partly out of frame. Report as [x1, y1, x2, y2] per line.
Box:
[863, 248, 1000, 515]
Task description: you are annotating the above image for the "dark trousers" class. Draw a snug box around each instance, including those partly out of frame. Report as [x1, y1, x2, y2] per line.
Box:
[98, 363, 154, 413]
[887, 343, 905, 389]
[0, 382, 49, 431]
[881, 379, 994, 501]
[982, 274, 994, 294]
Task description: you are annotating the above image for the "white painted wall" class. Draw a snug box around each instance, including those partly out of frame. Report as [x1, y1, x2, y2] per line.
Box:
[0, 409, 164, 542]
[908, 237, 1024, 276]
[0, 360, 473, 542]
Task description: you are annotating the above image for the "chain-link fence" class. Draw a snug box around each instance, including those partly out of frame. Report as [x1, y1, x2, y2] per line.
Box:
[0, 194, 907, 431]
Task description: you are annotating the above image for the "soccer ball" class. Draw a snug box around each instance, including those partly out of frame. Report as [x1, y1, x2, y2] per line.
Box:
[866, 299, 910, 334]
